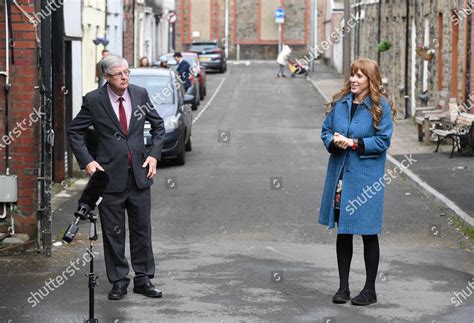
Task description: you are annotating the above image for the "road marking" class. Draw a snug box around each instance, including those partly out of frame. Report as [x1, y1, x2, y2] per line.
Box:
[192, 76, 227, 125]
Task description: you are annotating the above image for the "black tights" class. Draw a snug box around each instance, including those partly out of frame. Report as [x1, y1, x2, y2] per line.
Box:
[336, 233, 379, 293]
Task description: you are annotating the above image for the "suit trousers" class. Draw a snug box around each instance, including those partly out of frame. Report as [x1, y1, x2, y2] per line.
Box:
[98, 168, 155, 285]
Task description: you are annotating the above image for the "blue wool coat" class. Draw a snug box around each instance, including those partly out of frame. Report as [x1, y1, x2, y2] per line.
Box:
[318, 93, 393, 235]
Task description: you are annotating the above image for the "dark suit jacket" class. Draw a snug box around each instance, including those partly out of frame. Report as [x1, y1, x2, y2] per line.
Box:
[176, 59, 192, 90]
[67, 83, 165, 193]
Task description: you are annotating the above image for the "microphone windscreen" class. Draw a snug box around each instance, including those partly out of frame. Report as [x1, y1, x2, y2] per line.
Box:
[78, 170, 110, 209]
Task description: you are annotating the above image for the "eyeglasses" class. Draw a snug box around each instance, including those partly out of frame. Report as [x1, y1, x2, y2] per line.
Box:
[107, 70, 130, 78]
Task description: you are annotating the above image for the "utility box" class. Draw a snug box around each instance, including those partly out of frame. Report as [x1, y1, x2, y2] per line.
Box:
[0, 175, 18, 202]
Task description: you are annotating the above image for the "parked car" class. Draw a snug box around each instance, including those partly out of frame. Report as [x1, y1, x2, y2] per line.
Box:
[129, 68, 194, 165]
[158, 52, 204, 109]
[189, 41, 227, 73]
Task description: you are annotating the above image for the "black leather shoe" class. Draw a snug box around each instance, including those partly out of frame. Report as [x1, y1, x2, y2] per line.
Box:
[332, 288, 351, 304]
[108, 281, 129, 300]
[133, 282, 163, 298]
[351, 289, 377, 306]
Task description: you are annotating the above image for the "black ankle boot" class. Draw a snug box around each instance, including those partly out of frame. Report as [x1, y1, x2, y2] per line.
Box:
[351, 289, 377, 306]
[332, 288, 351, 304]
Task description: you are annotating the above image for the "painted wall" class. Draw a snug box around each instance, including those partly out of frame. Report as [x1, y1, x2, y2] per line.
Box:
[82, 0, 107, 94]
[107, 0, 124, 57]
[64, 0, 83, 117]
[191, 0, 212, 41]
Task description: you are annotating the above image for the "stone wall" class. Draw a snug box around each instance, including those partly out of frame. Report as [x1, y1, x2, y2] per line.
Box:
[353, 0, 471, 115]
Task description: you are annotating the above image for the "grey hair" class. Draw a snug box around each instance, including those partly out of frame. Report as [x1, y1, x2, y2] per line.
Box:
[100, 55, 129, 75]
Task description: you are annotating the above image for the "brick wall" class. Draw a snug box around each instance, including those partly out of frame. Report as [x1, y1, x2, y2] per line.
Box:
[354, 0, 470, 115]
[0, 0, 40, 236]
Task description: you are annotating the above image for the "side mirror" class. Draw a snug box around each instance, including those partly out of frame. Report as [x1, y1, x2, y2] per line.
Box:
[184, 94, 194, 105]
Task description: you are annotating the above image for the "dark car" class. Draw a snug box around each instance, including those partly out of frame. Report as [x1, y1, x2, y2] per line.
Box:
[129, 68, 193, 165]
[159, 53, 202, 110]
[189, 41, 227, 73]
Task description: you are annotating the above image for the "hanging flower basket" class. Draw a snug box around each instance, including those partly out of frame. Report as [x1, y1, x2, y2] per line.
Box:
[377, 40, 392, 52]
[416, 47, 435, 61]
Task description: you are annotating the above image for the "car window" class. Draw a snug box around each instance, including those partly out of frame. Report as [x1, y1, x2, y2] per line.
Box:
[190, 43, 219, 51]
[129, 75, 176, 117]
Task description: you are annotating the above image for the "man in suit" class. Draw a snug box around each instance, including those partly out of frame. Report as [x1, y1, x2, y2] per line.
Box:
[67, 55, 165, 300]
[173, 52, 192, 92]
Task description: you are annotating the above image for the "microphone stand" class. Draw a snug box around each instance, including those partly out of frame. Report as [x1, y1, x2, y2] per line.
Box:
[85, 211, 98, 323]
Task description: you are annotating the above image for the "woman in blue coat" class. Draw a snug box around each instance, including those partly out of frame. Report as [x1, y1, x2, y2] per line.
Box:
[319, 59, 396, 306]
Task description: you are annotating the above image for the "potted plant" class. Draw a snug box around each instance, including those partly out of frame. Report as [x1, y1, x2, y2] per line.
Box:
[416, 44, 435, 61]
[377, 40, 392, 52]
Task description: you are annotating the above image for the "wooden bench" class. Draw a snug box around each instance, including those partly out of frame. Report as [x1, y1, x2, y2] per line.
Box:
[433, 112, 474, 158]
[415, 91, 450, 142]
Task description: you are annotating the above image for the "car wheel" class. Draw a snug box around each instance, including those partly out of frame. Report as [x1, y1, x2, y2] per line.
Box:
[176, 145, 186, 165]
[200, 86, 205, 100]
[185, 136, 192, 152]
[191, 98, 198, 110]
[219, 65, 225, 73]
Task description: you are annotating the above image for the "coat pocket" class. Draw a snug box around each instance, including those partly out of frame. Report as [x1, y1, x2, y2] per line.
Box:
[359, 154, 379, 159]
[96, 155, 111, 163]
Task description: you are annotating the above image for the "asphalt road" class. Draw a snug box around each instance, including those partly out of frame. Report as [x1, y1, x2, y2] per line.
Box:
[1, 62, 473, 323]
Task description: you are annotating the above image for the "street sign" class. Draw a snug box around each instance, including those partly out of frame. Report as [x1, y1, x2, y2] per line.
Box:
[275, 8, 285, 24]
[167, 11, 177, 23]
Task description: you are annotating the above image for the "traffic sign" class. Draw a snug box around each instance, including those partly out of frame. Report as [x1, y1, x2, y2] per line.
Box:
[275, 8, 285, 23]
[275, 8, 285, 18]
[167, 11, 177, 23]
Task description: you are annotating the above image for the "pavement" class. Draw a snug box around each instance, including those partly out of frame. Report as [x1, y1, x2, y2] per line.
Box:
[0, 61, 473, 322]
[307, 61, 474, 228]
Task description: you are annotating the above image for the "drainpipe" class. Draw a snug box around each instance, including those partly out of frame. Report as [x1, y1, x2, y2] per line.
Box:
[1, 0, 12, 175]
[404, 0, 410, 118]
[377, 0, 382, 65]
[40, 0, 53, 256]
[464, 0, 471, 104]
[343, 0, 351, 81]
[225, 0, 229, 58]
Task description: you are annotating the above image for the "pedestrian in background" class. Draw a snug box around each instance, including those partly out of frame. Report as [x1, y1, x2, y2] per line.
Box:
[159, 57, 169, 69]
[96, 49, 110, 87]
[318, 58, 396, 306]
[276, 45, 291, 77]
[139, 56, 151, 67]
[173, 52, 192, 92]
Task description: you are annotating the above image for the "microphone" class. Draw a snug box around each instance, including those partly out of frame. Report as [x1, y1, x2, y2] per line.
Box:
[63, 171, 110, 243]
[75, 170, 110, 219]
